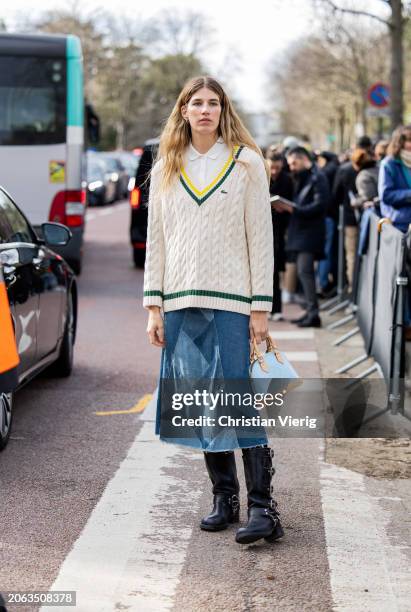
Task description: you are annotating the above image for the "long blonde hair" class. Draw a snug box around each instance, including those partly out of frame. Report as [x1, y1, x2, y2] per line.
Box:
[155, 75, 268, 192]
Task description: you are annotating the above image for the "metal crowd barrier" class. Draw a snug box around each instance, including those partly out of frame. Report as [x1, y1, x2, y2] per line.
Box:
[328, 211, 409, 415]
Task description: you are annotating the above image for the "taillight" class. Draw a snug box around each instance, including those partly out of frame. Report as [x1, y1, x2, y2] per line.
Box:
[130, 187, 141, 209]
[49, 190, 86, 227]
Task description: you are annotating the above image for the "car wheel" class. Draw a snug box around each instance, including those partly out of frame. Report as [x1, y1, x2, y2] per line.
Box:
[49, 292, 75, 377]
[0, 392, 13, 452]
[133, 248, 146, 268]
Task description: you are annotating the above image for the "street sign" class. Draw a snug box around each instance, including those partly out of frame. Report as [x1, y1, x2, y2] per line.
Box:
[366, 107, 390, 118]
[367, 82, 391, 108]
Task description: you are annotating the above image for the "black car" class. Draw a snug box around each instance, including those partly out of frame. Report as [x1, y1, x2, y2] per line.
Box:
[129, 139, 159, 267]
[0, 186, 77, 451]
[116, 151, 142, 196]
[86, 155, 116, 206]
[100, 153, 129, 201]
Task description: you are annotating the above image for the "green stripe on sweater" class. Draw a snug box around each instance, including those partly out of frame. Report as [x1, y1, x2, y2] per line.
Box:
[144, 289, 272, 304]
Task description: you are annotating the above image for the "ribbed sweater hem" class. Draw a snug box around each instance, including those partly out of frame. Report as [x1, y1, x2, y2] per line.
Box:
[143, 292, 273, 315]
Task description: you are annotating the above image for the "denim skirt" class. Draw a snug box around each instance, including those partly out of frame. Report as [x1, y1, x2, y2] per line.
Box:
[155, 307, 268, 451]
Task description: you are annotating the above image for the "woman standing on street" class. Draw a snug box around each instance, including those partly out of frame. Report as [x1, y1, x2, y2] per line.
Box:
[351, 148, 379, 212]
[379, 124, 411, 232]
[266, 149, 293, 321]
[143, 76, 284, 545]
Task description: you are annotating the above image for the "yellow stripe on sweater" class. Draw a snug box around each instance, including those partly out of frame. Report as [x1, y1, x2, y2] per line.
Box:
[181, 149, 236, 197]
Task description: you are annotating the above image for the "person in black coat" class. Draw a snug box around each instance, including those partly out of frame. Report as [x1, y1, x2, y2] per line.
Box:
[266, 150, 294, 319]
[332, 138, 373, 291]
[317, 151, 340, 294]
[273, 147, 328, 327]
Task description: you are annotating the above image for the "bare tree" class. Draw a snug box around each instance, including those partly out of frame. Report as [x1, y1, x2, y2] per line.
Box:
[269, 19, 389, 147]
[313, 0, 411, 128]
[148, 8, 215, 57]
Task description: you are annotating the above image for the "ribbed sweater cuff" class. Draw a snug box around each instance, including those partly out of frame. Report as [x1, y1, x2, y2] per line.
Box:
[251, 298, 273, 312]
[143, 293, 163, 309]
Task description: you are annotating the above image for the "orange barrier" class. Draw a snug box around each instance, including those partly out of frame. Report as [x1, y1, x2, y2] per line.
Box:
[0, 265, 19, 392]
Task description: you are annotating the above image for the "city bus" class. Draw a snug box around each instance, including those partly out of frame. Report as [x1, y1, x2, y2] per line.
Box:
[0, 33, 88, 274]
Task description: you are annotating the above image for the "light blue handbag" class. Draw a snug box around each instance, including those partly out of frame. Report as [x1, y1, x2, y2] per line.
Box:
[249, 336, 300, 395]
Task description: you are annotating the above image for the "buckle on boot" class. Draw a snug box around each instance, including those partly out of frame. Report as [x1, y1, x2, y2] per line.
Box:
[230, 494, 240, 513]
[265, 501, 280, 524]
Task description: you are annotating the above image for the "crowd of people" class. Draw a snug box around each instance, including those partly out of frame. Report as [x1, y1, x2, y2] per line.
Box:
[263, 124, 411, 328]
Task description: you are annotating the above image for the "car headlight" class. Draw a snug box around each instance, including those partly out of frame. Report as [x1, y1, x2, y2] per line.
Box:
[89, 180, 103, 191]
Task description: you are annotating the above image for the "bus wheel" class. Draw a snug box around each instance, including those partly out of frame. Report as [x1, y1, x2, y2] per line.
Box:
[0, 392, 13, 452]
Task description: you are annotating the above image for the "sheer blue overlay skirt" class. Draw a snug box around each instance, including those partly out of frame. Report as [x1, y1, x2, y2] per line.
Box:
[155, 307, 268, 451]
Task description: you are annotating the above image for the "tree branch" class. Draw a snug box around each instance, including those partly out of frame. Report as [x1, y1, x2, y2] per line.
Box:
[318, 0, 390, 27]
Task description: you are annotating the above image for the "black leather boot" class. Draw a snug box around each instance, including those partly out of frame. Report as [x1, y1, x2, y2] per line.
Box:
[200, 451, 240, 532]
[235, 446, 284, 544]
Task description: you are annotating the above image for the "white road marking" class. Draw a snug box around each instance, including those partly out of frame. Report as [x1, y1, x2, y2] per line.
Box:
[270, 330, 315, 340]
[319, 445, 411, 611]
[284, 351, 318, 362]
[86, 202, 129, 221]
[116, 202, 129, 211]
[41, 422, 201, 611]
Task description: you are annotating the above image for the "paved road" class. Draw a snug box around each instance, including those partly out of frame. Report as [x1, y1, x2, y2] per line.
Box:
[0, 201, 410, 612]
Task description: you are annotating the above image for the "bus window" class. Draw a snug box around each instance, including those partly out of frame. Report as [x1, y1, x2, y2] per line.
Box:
[0, 56, 66, 146]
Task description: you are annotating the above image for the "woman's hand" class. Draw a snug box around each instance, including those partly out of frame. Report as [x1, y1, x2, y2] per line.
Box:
[250, 311, 269, 345]
[147, 306, 165, 347]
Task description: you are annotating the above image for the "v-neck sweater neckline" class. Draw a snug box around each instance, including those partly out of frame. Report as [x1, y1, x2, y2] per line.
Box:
[180, 145, 243, 205]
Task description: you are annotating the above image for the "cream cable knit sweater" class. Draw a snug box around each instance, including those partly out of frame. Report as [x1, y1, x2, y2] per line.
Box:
[143, 145, 274, 316]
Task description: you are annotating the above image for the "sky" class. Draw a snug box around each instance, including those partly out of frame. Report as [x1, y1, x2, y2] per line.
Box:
[3, 0, 314, 113]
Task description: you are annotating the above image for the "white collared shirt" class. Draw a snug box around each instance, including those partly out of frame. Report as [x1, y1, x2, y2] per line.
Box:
[184, 136, 231, 191]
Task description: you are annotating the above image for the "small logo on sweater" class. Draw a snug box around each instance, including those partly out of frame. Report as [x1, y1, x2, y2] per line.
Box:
[221, 190, 228, 194]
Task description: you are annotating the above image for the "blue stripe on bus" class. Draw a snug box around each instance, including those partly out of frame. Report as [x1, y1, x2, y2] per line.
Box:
[66, 35, 84, 127]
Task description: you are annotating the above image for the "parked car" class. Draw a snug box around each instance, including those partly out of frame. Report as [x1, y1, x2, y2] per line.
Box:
[129, 139, 159, 267]
[0, 186, 77, 451]
[99, 153, 129, 201]
[86, 155, 116, 206]
[117, 151, 142, 195]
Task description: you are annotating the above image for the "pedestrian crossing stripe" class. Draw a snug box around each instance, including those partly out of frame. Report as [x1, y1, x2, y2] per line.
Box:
[94, 394, 152, 416]
[180, 145, 243, 206]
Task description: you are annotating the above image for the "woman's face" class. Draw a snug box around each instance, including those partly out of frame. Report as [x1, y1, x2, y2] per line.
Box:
[269, 160, 283, 179]
[181, 87, 222, 136]
[403, 130, 411, 152]
[317, 156, 327, 169]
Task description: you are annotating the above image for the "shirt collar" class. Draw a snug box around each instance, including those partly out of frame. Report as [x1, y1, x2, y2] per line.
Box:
[188, 136, 225, 161]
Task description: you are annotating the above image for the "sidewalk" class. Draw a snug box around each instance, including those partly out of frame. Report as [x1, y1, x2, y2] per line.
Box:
[42, 300, 411, 611]
[285, 298, 411, 612]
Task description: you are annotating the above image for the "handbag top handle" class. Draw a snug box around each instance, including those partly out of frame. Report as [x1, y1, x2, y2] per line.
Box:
[250, 336, 284, 372]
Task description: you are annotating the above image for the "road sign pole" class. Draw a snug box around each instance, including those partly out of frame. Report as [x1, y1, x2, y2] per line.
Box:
[377, 116, 384, 140]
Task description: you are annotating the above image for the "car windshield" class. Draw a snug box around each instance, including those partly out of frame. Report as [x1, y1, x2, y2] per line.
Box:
[87, 160, 103, 181]
[102, 156, 117, 172]
[121, 153, 140, 174]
